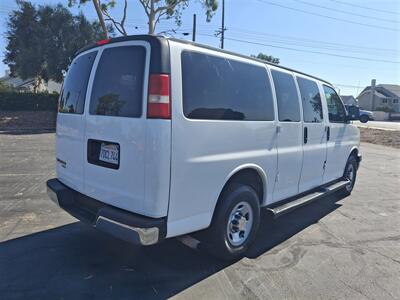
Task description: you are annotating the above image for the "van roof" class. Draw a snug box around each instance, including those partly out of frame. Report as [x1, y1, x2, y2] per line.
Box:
[76, 34, 333, 87]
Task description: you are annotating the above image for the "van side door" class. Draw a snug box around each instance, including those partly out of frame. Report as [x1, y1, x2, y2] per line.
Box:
[270, 68, 303, 201]
[297, 77, 327, 192]
[322, 85, 349, 182]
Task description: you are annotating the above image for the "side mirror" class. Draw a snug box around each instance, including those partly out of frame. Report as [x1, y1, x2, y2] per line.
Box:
[345, 105, 360, 121]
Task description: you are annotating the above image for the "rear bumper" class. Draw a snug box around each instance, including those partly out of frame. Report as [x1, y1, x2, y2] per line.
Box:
[46, 179, 167, 245]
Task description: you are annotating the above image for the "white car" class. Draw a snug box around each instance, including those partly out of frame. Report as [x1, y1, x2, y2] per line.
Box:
[47, 35, 361, 260]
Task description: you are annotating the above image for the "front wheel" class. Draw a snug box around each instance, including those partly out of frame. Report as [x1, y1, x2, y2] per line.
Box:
[360, 115, 369, 123]
[205, 183, 260, 261]
[339, 156, 358, 197]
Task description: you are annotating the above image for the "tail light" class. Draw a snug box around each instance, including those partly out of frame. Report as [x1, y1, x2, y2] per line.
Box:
[96, 39, 111, 45]
[147, 74, 171, 119]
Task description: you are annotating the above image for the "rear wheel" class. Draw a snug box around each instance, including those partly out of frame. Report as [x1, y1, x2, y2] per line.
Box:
[205, 183, 260, 261]
[339, 155, 358, 197]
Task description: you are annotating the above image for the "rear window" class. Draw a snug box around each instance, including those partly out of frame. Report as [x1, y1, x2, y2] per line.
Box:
[89, 46, 146, 117]
[296, 77, 323, 123]
[59, 51, 97, 114]
[182, 51, 274, 121]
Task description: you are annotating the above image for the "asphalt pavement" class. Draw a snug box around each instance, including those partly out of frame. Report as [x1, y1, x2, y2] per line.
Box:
[0, 133, 399, 299]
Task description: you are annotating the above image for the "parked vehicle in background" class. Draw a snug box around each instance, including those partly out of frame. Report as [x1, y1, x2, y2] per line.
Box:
[359, 109, 374, 123]
[47, 35, 362, 260]
[344, 104, 374, 123]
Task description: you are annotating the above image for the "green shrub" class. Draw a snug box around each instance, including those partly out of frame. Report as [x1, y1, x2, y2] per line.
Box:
[0, 92, 59, 111]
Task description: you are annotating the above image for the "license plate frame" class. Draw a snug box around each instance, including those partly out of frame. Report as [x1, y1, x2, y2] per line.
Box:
[99, 143, 120, 165]
[87, 139, 120, 170]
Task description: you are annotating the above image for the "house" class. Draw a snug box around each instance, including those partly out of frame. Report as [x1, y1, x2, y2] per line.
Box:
[357, 80, 400, 113]
[340, 95, 358, 106]
[0, 70, 61, 93]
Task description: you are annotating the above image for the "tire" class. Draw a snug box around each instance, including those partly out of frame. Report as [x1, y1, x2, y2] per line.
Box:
[339, 155, 358, 197]
[205, 183, 260, 261]
[359, 115, 369, 123]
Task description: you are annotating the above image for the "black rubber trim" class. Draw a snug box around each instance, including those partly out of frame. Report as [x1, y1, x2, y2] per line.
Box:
[46, 178, 167, 241]
[74, 34, 332, 86]
[75, 35, 170, 74]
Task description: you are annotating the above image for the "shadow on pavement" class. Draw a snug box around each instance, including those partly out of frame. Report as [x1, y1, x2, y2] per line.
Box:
[0, 194, 343, 299]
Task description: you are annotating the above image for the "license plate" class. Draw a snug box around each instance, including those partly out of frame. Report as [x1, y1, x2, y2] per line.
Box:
[99, 143, 119, 165]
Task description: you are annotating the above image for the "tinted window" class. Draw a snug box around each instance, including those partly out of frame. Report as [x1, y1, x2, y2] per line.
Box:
[90, 46, 145, 117]
[182, 51, 274, 121]
[271, 70, 300, 122]
[323, 85, 346, 123]
[59, 51, 97, 114]
[297, 77, 323, 123]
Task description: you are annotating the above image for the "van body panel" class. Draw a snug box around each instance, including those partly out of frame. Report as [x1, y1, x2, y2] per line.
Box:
[269, 67, 304, 202]
[320, 84, 360, 183]
[56, 49, 98, 193]
[56, 114, 86, 193]
[82, 41, 170, 217]
[167, 41, 278, 237]
[296, 75, 328, 193]
[298, 122, 327, 192]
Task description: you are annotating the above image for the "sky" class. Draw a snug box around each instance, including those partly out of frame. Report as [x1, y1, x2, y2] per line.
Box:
[0, 0, 399, 96]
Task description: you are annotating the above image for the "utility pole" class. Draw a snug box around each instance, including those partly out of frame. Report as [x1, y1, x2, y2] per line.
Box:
[371, 79, 376, 111]
[221, 0, 225, 49]
[192, 14, 197, 42]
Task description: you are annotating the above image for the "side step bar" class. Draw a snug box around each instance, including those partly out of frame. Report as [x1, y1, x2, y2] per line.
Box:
[266, 179, 350, 218]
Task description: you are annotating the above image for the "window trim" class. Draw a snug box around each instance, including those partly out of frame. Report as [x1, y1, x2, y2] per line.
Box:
[296, 76, 324, 123]
[87, 44, 148, 118]
[180, 50, 276, 122]
[58, 50, 98, 115]
[270, 68, 301, 123]
[323, 84, 347, 124]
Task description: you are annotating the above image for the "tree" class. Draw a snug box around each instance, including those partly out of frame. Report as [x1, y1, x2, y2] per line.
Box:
[251, 53, 280, 64]
[69, 0, 218, 36]
[3, 1, 105, 90]
[0, 81, 13, 92]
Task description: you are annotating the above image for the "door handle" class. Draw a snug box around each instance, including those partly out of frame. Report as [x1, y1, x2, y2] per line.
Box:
[304, 127, 308, 144]
[326, 126, 330, 141]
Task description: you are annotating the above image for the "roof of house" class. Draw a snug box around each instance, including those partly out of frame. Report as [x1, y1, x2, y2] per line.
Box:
[378, 84, 400, 98]
[358, 84, 400, 99]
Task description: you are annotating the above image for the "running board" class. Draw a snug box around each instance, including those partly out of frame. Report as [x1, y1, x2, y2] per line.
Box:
[266, 180, 350, 218]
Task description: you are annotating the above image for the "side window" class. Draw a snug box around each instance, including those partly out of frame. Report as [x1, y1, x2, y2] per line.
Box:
[323, 85, 346, 123]
[90, 46, 146, 117]
[181, 51, 274, 121]
[296, 77, 323, 123]
[271, 70, 300, 122]
[59, 51, 97, 114]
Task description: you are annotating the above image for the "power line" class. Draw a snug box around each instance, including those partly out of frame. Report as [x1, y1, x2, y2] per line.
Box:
[230, 27, 399, 54]
[198, 34, 400, 64]
[225, 28, 399, 56]
[328, 0, 400, 16]
[256, 0, 399, 32]
[293, 0, 399, 24]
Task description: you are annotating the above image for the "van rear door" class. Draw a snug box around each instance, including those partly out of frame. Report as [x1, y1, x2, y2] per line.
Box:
[56, 50, 97, 192]
[83, 41, 168, 217]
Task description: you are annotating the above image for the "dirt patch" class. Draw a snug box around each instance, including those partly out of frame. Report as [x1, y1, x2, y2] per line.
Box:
[0, 111, 56, 131]
[359, 127, 400, 149]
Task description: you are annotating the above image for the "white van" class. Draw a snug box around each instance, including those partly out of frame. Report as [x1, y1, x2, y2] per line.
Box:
[47, 35, 361, 260]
